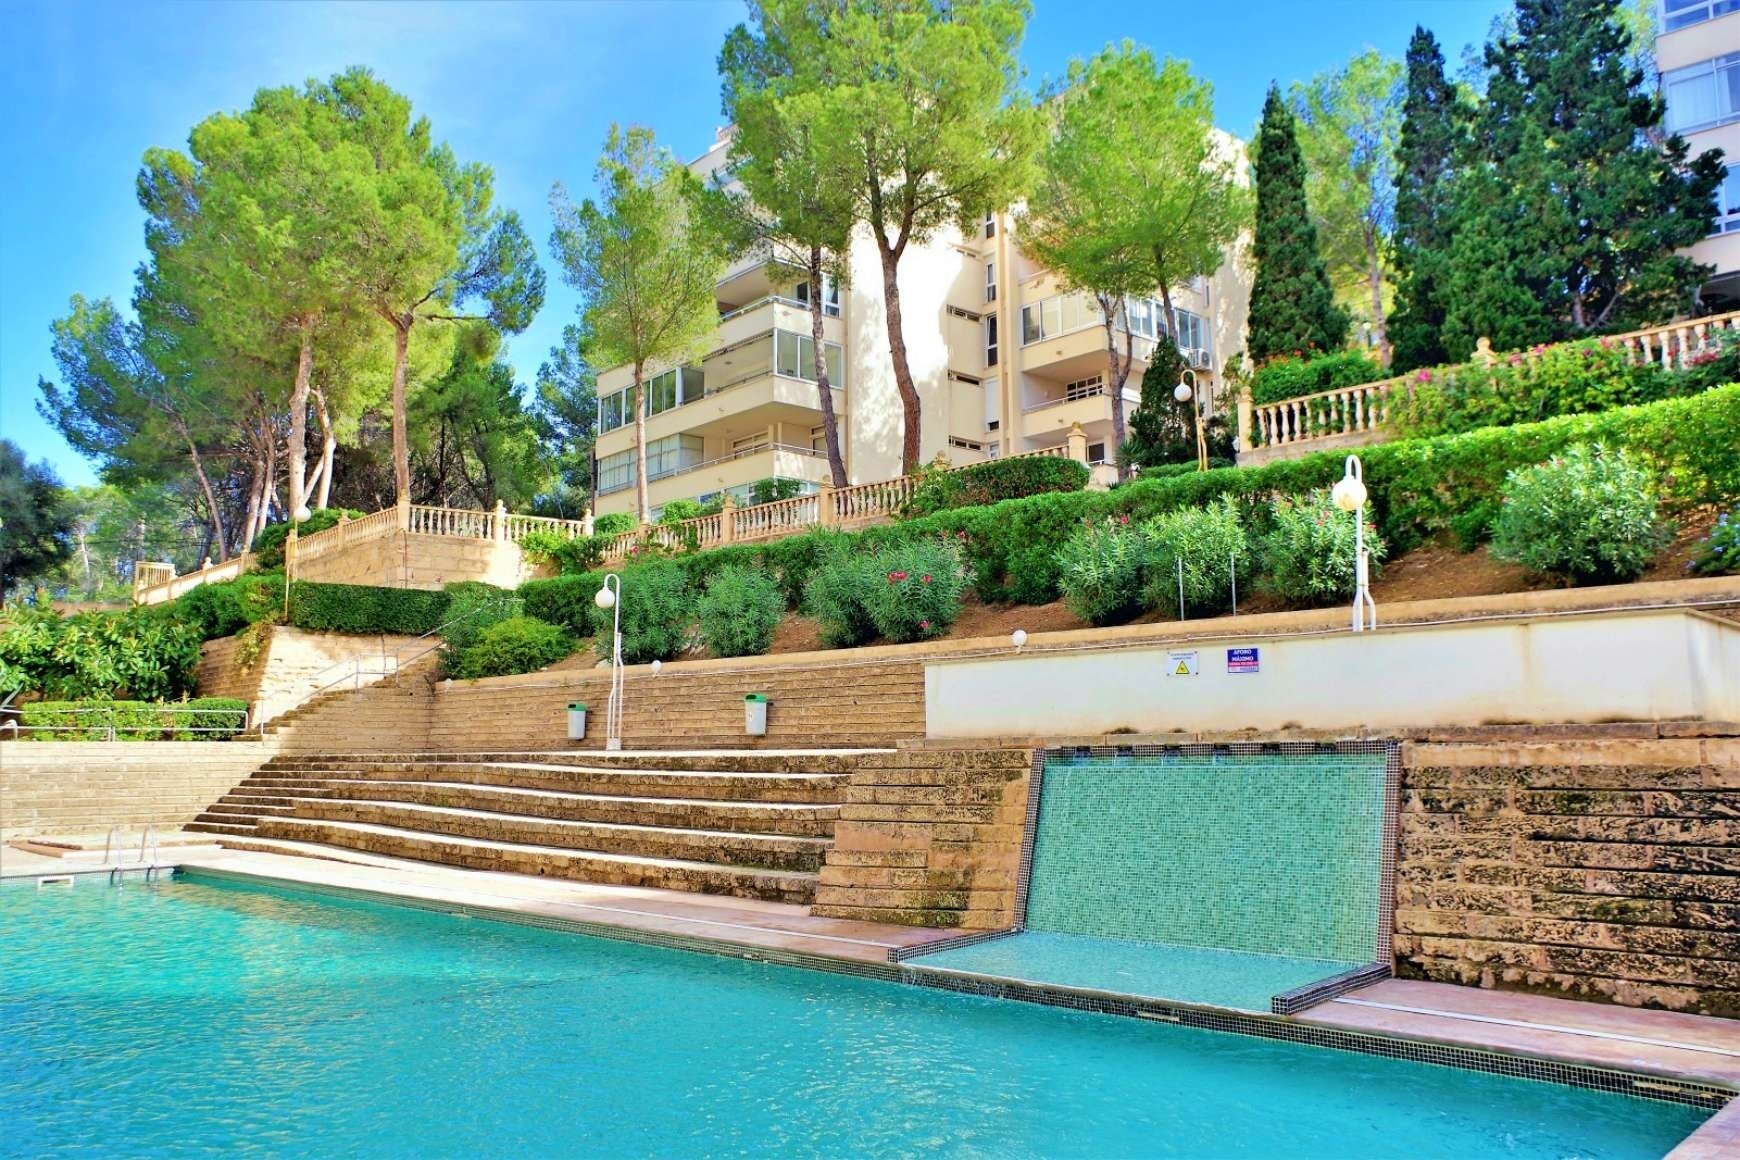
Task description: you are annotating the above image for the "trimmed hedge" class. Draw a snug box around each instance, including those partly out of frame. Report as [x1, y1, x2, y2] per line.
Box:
[22, 697, 249, 741]
[287, 581, 452, 636]
[449, 616, 574, 680]
[906, 455, 1091, 517]
[168, 572, 284, 640]
[1251, 350, 1385, 404]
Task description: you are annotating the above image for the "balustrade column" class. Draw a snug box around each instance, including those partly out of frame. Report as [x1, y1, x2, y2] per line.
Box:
[718, 494, 736, 545]
[816, 484, 837, 527]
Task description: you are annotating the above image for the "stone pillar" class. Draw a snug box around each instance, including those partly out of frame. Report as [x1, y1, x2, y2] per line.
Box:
[816, 483, 837, 527]
[493, 499, 507, 542]
[718, 494, 736, 545]
[395, 494, 411, 532]
[1236, 384, 1254, 461]
[1472, 336, 1496, 367]
[581, 508, 595, 537]
[1065, 422, 1090, 466]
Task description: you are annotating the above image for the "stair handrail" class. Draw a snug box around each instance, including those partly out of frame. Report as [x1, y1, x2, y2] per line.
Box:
[290, 599, 516, 715]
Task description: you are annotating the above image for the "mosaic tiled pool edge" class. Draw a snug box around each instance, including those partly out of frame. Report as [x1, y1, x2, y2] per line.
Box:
[174, 866, 1734, 1114]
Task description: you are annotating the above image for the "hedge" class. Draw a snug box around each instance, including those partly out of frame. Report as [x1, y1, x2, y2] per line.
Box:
[518, 385, 1740, 611]
[22, 697, 250, 741]
[167, 572, 284, 641]
[286, 581, 452, 636]
[906, 455, 1091, 517]
[1250, 350, 1385, 404]
[249, 508, 366, 570]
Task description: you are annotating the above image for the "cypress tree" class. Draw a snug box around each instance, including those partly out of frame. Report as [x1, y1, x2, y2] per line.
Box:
[1246, 84, 1348, 363]
[1388, 27, 1466, 372]
[1441, 0, 1723, 358]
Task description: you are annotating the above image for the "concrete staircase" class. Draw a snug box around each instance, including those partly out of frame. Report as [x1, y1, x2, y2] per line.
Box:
[189, 750, 880, 904]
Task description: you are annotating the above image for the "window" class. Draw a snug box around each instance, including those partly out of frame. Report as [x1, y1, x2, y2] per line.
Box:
[731, 431, 770, 456]
[1019, 293, 1094, 343]
[1126, 297, 1155, 340]
[984, 313, 999, 367]
[809, 424, 839, 453]
[599, 389, 634, 434]
[1064, 375, 1104, 401]
[1716, 164, 1740, 236]
[949, 436, 986, 452]
[1087, 442, 1107, 465]
[597, 448, 635, 494]
[983, 212, 996, 239]
[1666, 53, 1740, 134]
[774, 330, 844, 384]
[1664, 0, 1740, 30]
[1171, 308, 1207, 355]
[792, 277, 842, 318]
[646, 434, 704, 480]
[984, 261, 997, 303]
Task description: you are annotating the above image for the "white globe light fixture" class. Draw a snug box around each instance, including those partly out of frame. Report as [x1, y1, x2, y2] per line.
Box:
[293, 504, 312, 523]
[1010, 628, 1028, 652]
[1173, 369, 1209, 471]
[1338, 455, 1377, 633]
[596, 574, 624, 749]
[1172, 380, 1193, 404]
[650, 659, 662, 675]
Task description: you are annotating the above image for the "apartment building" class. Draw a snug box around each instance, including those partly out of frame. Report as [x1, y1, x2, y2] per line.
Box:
[1661, 0, 1740, 309]
[592, 128, 1252, 518]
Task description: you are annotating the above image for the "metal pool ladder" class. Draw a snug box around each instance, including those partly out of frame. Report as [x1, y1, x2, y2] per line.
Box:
[103, 824, 164, 884]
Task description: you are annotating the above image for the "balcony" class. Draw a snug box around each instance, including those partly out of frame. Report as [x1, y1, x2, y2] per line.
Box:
[596, 443, 835, 514]
[1021, 381, 1140, 444]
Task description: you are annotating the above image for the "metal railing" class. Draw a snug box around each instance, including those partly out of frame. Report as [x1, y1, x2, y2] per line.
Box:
[19, 704, 251, 741]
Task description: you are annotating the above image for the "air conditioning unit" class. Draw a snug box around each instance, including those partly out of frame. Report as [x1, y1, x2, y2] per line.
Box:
[1188, 348, 1214, 370]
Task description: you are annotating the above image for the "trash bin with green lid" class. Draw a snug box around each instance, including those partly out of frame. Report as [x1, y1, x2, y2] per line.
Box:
[567, 703, 588, 741]
[744, 693, 768, 736]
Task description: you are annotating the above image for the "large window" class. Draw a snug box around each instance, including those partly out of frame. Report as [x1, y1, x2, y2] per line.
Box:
[985, 260, 997, 303]
[791, 277, 842, 317]
[1172, 309, 1207, 354]
[598, 447, 635, 494]
[599, 389, 633, 434]
[774, 330, 844, 384]
[1666, 53, 1740, 134]
[646, 434, 705, 481]
[984, 313, 999, 367]
[1019, 293, 1097, 343]
[1664, 0, 1740, 30]
[646, 367, 704, 417]
[1716, 164, 1740, 236]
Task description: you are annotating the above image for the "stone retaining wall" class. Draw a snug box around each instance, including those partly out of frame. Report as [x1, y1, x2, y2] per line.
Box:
[0, 741, 280, 839]
[811, 747, 1032, 929]
[1395, 737, 1739, 1018]
[196, 626, 425, 725]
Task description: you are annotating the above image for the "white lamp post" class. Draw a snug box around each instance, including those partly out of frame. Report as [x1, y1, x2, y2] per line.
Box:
[1332, 454, 1376, 633]
[594, 575, 624, 749]
[1010, 628, 1027, 653]
[1173, 370, 1209, 472]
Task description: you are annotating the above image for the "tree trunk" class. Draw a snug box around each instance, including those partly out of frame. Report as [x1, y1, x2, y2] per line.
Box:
[877, 246, 923, 474]
[632, 364, 649, 523]
[1099, 295, 1131, 482]
[240, 459, 263, 558]
[178, 423, 227, 560]
[287, 327, 314, 518]
[311, 387, 337, 510]
[1156, 266, 1180, 348]
[808, 247, 848, 488]
[389, 317, 413, 508]
[1365, 230, 1390, 367]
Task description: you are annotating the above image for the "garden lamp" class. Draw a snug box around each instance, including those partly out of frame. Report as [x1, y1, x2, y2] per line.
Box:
[1334, 455, 1376, 633]
[595, 574, 623, 749]
[1010, 629, 1028, 652]
[1174, 369, 1209, 472]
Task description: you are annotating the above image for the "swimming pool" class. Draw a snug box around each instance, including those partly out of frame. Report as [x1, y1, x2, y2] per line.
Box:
[0, 876, 1712, 1158]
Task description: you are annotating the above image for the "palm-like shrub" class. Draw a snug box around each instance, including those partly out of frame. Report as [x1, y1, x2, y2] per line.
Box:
[1056, 516, 1151, 626]
[1490, 444, 1670, 584]
[1259, 489, 1386, 606]
[696, 566, 783, 658]
[1143, 499, 1250, 617]
[593, 562, 691, 664]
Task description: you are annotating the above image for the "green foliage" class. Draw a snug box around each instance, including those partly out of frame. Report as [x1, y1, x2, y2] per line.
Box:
[517, 573, 606, 637]
[411, 345, 552, 511]
[448, 616, 573, 680]
[748, 478, 805, 506]
[599, 562, 692, 664]
[0, 607, 201, 700]
[1690, 511, 1740, 577]
[1143, 499, 1251, 617]
[695, 566, 784, 658]
[1056, 516, 1150, 627]
[169, 572, 284, 641]
[1250, 350, 1385, 404]
[250, 509, 365, 570]
[167, 697, 251, 741]
[0, 439, 74, 599]
[530, 322, 597, 514]
[438, 582, 524, 673]
[860, 538, 969, 644]
[517, 530, 615, 574]
[803, 550, 883, 649]
[23, 700, 164, 742]
[906, 456, 1089, 517]
[1389, 28, 1468, 372]
[1247, 85, 1350, 362]
[287, 581, 451, 635]
[1490, 445, 1671, 584]
[593, 512, 637, 537]
[1259, 489, 1386, 606]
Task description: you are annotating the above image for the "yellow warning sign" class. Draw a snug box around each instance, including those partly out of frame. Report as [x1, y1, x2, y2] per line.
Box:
[1168, 650, 1199, 677]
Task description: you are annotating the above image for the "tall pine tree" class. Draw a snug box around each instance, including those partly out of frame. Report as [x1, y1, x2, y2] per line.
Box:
[1388, 27, 1466, 372]
[1247, 85, 1348, 363]
[1441, 0, 1722, 357]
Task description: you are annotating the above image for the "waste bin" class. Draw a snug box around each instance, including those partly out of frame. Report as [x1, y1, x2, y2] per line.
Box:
[744, 694, 768, 737]
[567, 703, 588, 741]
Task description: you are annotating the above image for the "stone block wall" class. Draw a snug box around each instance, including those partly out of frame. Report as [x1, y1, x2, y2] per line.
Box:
[0, 741, 279, 839]
[296, 532, 531, 591]
[811, 747, 1032, 929]
[196, 626, 425, 726]
[1395, 737, 1739, 1018]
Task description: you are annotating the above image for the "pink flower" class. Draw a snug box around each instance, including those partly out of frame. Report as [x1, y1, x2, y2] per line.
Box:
[1118, 514, 1130, 525]
[921, 574, 932, 584]
[919, 620, 931, 630]
[888, 570, 908, 584]
[1415, 369, 1431, 383]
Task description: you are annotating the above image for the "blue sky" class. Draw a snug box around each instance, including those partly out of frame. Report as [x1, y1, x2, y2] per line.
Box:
[0, 0, 1509, 487]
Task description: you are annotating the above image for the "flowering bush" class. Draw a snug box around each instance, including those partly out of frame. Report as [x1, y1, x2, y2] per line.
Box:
[1056, 516, 1150, 626]
[803, 550, 882, 649]
[1490, 445, 1671, 584]
[1690, 510, 1740, 577]
[1143, 498, 1251, 617]
[695, 565, 783, 657]
[862, 538, 969, 643]
[1258, 489, 1386, 606]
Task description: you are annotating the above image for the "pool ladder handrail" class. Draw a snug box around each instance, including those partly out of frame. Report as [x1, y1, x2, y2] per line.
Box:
[103, 823, 164, 883]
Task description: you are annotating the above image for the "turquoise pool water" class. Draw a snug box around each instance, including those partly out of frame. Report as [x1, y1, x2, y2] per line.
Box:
[0, 876, 1709, 1159]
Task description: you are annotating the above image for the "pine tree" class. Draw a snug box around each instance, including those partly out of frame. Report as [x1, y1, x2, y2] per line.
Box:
[1246, 85, 1348, 363]
[1441, 0, 1723, 358]
[1388, 27, 1466, 372]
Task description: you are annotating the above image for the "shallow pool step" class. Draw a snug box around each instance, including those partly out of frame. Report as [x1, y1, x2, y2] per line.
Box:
[311, 779, 839, 837]
[282, 799, 831, 873]
[253, 816, 818, 904]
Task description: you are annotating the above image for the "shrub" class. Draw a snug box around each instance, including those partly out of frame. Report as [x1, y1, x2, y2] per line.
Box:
[19, 697, 247, 741]
[166, 697, 250, 740]
[1143, 498, 1251, 617]
[803, 550, 882, 649]
[518, 530, 614, 574]
[169, 572, 283, 640]
[0, 607, 201, 700]
[592, 512, 637, 538]
[749, 477, 806, 506]
[1490, 445, 1671, 584]
[598, 561, 691, 664]
[1259, 489, 1386, 606]
[862, 538, 969, 643]
[1056, 517, 1151, 627]
[439, 582, 524, 674]
[249, 508, 366, 569]
[287, 582, 451, 635]
[1251, 350, 1385, 404]
[1690, 510, 1740, 577]
[519, 571, 607, 636]
[695, 566, 784, 658]
[906, 456, 1091, 517]
[450, 616, 575, 680]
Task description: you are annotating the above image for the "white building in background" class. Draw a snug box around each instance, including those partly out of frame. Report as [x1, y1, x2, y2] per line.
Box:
[1660, 0, 1740, 309]
[592, 127, 1252, 519]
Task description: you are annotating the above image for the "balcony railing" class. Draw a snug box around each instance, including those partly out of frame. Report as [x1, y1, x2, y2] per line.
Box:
[1022, 381, 1141, 413]
[599, 443, 830, 497]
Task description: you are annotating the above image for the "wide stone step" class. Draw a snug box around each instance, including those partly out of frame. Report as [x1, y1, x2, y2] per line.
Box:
[256, 817, 817, 903]
[184, 820, 258, 836]
[315, 779, 839, 836]
[205, 802, 295, 817]
[263, 750, 881, 775]
[265, 763, 850, 803]
[287, 799, 830, 872]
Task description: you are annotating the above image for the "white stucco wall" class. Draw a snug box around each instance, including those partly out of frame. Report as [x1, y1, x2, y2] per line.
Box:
[925, 609, 1739, 738]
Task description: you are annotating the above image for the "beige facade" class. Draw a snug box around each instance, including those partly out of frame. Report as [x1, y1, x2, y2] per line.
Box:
[1660, 1, 1740, 307]
[594, 129, 1252, 517]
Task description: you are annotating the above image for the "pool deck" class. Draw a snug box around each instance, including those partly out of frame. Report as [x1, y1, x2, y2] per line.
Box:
[9, 840, 1737, 1154]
